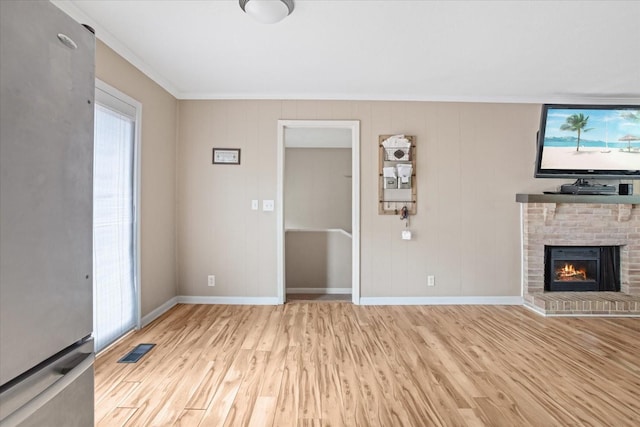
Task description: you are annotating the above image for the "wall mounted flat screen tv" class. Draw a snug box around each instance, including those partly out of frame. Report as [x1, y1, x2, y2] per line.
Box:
[535, 104, 640, 179]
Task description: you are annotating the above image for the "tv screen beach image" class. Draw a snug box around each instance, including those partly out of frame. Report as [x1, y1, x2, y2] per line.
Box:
[540, 108, 640, 171]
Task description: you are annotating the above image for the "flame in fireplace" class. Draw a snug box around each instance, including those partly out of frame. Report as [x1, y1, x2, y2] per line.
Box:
[555, 263, 588, 281]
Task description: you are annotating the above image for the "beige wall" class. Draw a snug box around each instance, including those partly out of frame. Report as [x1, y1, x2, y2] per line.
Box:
[93, 44, 639, 306]
[285, 230, 352, 290]
[96, 41, 178, 316]
[176, 101, 280, 297]
[177, 100, 572, 299]
[285, 148, 352, 232]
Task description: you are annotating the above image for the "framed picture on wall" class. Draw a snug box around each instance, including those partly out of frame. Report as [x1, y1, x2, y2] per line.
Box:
[212, 148, 241, 165]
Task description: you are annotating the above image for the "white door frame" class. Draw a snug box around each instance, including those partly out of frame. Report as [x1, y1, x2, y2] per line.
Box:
[277, 120, 360, 304]
[95, 79, 142, 330]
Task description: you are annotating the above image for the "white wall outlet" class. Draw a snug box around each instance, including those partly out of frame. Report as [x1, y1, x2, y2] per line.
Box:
[427, 275, 435, 287]
[208, 275, 215, 287]
[251, 200, 258, 210]
[402, 230, 412, 240]
[263, 200, 274, 211]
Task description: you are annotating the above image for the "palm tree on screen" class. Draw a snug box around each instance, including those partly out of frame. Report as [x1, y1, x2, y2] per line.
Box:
[619, 110, 640, 152]
[560, 113, 592, 151]
[620, 110, 640, 123]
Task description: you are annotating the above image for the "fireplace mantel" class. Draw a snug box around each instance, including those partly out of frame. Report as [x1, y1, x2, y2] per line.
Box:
[516, 193, 640, 204]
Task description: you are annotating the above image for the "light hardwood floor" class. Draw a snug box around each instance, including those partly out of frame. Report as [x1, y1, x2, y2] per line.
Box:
[95, 303, 640, 426]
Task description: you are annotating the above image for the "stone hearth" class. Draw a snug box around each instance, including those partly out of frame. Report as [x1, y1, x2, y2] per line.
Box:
[517, 194, 640, 316]
[525, 292, 639, 315]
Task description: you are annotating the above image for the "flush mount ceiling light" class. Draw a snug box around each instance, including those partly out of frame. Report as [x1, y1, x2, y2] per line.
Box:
[239, 0, 294, 24]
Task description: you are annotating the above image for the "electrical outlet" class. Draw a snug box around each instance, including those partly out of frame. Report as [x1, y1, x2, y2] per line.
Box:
[263, 200, 274, 211]
[427, 275, 435, 287]
[208, 275, 215, 287]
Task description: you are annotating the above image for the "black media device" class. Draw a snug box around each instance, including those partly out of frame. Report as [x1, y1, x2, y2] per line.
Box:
[619, 183, 633, 195]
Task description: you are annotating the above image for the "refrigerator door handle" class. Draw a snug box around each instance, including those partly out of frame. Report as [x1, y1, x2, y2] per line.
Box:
[0, 353, 94, 427]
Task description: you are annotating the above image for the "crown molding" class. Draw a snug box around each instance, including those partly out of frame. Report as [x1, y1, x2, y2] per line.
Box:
[51, 0, 180, 98]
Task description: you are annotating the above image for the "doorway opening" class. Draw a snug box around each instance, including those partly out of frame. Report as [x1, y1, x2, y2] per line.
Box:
[277, 121, 360, 304]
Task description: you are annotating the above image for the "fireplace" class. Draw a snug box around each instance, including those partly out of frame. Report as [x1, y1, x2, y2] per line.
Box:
[544, 246, 620, 292]
[518, 198, 639, 315]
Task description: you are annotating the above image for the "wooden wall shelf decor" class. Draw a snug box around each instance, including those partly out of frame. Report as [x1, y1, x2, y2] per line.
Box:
[378, 135, 416, 215]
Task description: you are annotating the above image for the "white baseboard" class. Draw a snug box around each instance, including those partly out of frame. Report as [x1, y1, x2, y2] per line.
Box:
[177, 295, 280, 305]
[286, 287, 352, 295]
[143, 295, 522, 313]
[359, 296, 523, 306]
[140, 296, 178, 328]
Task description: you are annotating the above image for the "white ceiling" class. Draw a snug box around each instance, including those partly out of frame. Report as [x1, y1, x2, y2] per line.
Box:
[53, 0, 640, 104]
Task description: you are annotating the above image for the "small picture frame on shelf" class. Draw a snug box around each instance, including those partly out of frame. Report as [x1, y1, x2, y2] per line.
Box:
[212, 148, 241, 165]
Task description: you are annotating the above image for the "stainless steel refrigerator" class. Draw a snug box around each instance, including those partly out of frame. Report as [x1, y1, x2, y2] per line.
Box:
[0, 1, 95, 425]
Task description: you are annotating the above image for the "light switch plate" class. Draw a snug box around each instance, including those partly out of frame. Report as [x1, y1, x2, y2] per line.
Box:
[263, 200, 274, 211]
[251, 200, 258, 210]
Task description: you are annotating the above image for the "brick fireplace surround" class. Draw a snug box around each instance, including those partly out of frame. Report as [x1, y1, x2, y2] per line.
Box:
[517, 194, 640, 316]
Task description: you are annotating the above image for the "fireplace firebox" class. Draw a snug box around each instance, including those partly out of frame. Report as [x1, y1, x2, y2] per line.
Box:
[544, 246, 620, 292]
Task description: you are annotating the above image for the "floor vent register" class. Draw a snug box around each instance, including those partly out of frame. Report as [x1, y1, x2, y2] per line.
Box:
[117, 343, 156, 363]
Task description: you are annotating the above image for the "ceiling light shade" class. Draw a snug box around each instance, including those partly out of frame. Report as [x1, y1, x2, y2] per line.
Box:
[239, 0, 294, 24]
